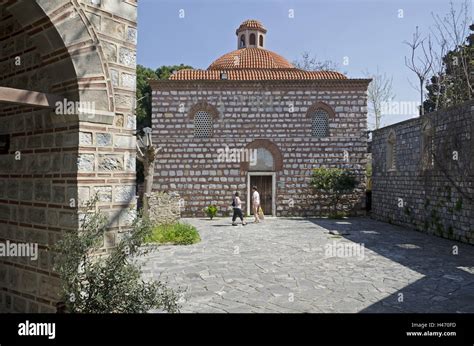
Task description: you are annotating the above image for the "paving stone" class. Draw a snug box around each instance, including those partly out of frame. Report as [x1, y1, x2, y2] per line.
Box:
[142, 217, 474, 313]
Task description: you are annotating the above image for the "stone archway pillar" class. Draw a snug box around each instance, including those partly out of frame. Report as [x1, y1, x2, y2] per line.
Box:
[0, 0, 137, 313]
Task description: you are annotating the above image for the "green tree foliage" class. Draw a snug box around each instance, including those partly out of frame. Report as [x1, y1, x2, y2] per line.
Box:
[424, 24, 473, 113]
[155, 64, 193, 80]
[136, 64, 193, 183]
[53, 197, 180, 313]
[136, 64, 193, 130]
[136, 65, 157, 129]
[310, 167, 358, 217]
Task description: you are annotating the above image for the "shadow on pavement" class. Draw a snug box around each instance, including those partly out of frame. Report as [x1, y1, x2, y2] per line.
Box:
[307, 217, 474, 313]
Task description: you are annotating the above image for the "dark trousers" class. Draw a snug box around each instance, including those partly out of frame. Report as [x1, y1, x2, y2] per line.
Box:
[232, 208, 244, 222]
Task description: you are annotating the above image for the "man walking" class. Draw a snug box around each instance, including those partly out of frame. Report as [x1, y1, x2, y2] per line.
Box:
[252, 186, 261, 223]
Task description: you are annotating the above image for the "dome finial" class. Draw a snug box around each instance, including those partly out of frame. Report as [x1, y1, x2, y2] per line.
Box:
[236, 19, 266, 49]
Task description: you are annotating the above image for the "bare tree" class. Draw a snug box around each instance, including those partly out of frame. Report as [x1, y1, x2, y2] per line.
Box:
[293, 51, 340, 71]
[432, 0, 472, 100]
[136, 128, 161, 217]
[404, 26, 434, 115]
[428, 21, 449, 111]
[364, 67, 395, 129]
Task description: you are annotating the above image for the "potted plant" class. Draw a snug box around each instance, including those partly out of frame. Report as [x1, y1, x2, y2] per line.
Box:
[204, 204, 218, 220]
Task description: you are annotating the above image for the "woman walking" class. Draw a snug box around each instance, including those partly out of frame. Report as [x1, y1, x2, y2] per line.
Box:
[232, 192, 246, 226]
[252, 186, 261, 223]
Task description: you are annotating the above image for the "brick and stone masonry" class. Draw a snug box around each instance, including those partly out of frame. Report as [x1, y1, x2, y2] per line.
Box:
[150, 20, 371, 218]
[371, 100, 474, 245]
[151, 79, 370, 217]
[0, 0, 137, 312]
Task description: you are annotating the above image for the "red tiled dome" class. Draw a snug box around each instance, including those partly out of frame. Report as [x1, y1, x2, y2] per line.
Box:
[208, 48, 294, 70]
[166, 19, 348, 81]
[236, 19, 267, 34]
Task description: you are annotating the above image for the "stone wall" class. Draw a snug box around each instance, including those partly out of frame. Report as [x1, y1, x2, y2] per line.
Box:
[371, 101, 474, 244]
[0, 0, 137, 313]
[151, 80, 369, 217]
[148, 192, 181, 226]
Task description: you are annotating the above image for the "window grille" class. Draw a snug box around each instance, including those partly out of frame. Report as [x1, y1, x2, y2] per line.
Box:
[194, 111, 213, 138]
[311, 109, 329, 137]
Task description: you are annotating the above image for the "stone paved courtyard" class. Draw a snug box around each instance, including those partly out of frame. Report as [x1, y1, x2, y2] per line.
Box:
[142, 217, 474, 313]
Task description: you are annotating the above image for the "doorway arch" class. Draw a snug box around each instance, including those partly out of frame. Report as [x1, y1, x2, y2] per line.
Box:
[241, 139, 283, 217]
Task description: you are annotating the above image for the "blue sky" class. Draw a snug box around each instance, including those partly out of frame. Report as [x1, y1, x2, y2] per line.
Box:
[137, 0, 470, 127]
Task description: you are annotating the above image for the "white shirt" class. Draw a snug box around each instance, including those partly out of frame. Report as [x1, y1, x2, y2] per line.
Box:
[252, 191, 260, 204]
[233, 196, 242, 209]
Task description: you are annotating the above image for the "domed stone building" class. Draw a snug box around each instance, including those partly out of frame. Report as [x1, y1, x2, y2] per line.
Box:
[150, 20, 370, 217]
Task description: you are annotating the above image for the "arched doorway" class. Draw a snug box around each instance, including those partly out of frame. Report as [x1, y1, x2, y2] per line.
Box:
[241, 139, 283, 216]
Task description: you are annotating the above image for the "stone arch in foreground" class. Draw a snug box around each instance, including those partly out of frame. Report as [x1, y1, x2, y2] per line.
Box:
[0, 0, 137, 313]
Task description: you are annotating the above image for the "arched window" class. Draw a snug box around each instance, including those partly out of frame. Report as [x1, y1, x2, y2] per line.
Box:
[387, 130, 396, 171]
[250, 147, 274, 171]
[259, 35, 264, 47]
[240, 139, 284, 172]
[249, 33, 256, 45]
[421, 119, 434, 169]
[194, 111, 213, 138]
[311, 109, 329, 137]
[240, 35, 245, 48]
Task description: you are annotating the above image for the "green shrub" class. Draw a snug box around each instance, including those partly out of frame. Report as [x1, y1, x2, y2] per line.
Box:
[310, 167, 357, 215]
[53, 197, 180, 313]
[204, 204, 218, 219]
[145, 222, 200, 245]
